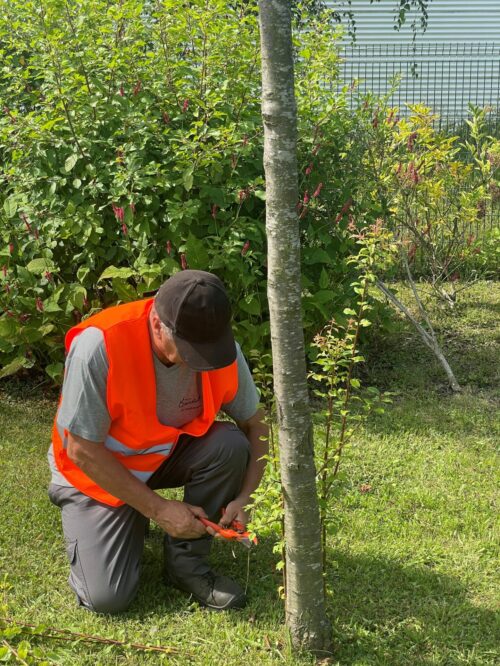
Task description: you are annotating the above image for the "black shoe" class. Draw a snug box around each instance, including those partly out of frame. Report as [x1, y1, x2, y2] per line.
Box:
[166, 569, 246, 610]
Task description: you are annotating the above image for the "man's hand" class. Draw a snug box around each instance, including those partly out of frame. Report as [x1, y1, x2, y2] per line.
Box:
[155, 500, 209, 539]
[220, 497, 250, 528]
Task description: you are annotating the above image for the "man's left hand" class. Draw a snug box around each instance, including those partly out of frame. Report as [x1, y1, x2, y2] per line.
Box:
[219, 497, 250, 528]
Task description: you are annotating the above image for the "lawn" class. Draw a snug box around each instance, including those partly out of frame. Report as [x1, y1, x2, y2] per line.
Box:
[0, 281, 498, 665]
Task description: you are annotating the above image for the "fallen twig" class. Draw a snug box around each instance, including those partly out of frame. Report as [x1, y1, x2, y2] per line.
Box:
[1, 617, 190, 657]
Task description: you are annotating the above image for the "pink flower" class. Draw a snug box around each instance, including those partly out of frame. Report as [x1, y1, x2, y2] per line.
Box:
[166, 240, 172, 255]
[35, 297, 44, 312]
[119, 85, 125, 97]
[312, 182, 323, 199]
[121, 223, 128, 235]
[238, 188, 249, 203]
[408, 162, 419, 184]
[133, 80, 142, 96]
[241, 240, 250, 256]
[182, 99, 189, 113]
[44, 271, 52, 281]
[180, 253, 188, 270]
[407, 132, 417, 152]
[303, 191, 310, 205]
[335, 197, 353, 223]
[112, 204, 124, 222]
[305, 162, 313, 176]
[8, 242, 14, 254]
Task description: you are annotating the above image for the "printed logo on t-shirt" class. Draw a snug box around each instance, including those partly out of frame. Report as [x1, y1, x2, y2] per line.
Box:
[179, 396, 201, 410]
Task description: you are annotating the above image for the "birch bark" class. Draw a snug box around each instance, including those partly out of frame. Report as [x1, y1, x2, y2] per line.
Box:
[258, 0, 332, 653]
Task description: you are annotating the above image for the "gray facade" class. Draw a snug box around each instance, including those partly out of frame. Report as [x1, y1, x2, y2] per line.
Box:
[331, 0, 500, 127]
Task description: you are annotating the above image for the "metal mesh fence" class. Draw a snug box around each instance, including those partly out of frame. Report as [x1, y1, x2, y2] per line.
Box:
[340, 42, 500, 133]
[340, 42, 500, 236]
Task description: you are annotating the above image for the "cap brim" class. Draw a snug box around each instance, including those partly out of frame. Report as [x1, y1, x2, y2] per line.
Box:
[173, 324, 237, 371]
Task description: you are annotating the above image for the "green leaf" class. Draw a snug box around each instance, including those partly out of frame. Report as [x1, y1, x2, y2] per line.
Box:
[27, 258, 55, 274]
[313, 289, 335, 304]
[0, 356, 32, 379]
[112, 277, 137, 302]
[343, 307, 356, 316]
[303, 248, 332, 265]
[77, 266, 90, 283]
[98, 266, 135, 281]
[0, 316, 17, 339]
[183, 168, 194, 191]
[68, 284, 87, 310]
[46, 362, 64, 380]
[73, 178, 82, 189]
[3, 196, 18, 218]
[64, 154, 78, 172]
[238, 294, 261, 316]
[319, 267, 329, 289]
[184, 234, 209, 268]
[359, 319, 372, 327]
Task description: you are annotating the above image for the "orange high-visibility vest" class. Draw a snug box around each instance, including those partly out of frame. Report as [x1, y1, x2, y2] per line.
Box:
[51, 298, 238, 506]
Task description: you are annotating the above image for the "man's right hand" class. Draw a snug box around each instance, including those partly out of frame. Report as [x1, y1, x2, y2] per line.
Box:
[154, 500, 209, 539]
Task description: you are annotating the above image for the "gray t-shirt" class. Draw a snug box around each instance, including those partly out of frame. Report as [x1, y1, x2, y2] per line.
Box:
[48, 327, 259, 486]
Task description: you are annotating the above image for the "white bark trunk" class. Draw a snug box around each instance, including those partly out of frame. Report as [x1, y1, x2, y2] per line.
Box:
[258, 0, 331, 653]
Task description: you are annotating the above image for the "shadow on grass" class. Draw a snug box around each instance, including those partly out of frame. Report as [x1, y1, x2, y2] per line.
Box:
[120, 529, 284, 621]
[326, 548, 498, 664]
[100, 534, 497, 664]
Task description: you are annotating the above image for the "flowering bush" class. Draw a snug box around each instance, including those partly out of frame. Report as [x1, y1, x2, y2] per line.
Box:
[0, 0, 372, 380]
[1, 1, 494, 381]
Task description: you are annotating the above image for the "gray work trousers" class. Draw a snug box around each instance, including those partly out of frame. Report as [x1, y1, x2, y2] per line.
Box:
[48, 422, 250, 613]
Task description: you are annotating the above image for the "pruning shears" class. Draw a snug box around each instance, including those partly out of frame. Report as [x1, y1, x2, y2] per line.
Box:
[199, 509, 258, 549]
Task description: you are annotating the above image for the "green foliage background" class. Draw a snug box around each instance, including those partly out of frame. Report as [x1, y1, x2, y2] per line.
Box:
[0, 0, 365, 380]
[0, 0, 497, 381]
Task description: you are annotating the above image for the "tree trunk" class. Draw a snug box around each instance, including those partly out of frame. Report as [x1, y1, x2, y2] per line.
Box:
[258, 0, 332, 654]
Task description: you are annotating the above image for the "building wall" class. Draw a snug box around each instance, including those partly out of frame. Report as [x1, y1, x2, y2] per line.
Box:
[329, 0, 500, 126]
[332, 0, 500, 44]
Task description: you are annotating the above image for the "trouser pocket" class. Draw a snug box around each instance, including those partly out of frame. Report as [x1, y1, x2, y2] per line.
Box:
[65, 539, 92, 609]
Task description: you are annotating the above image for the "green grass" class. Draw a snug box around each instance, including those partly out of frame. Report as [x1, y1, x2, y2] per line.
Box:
[0, 281, 499, 665]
